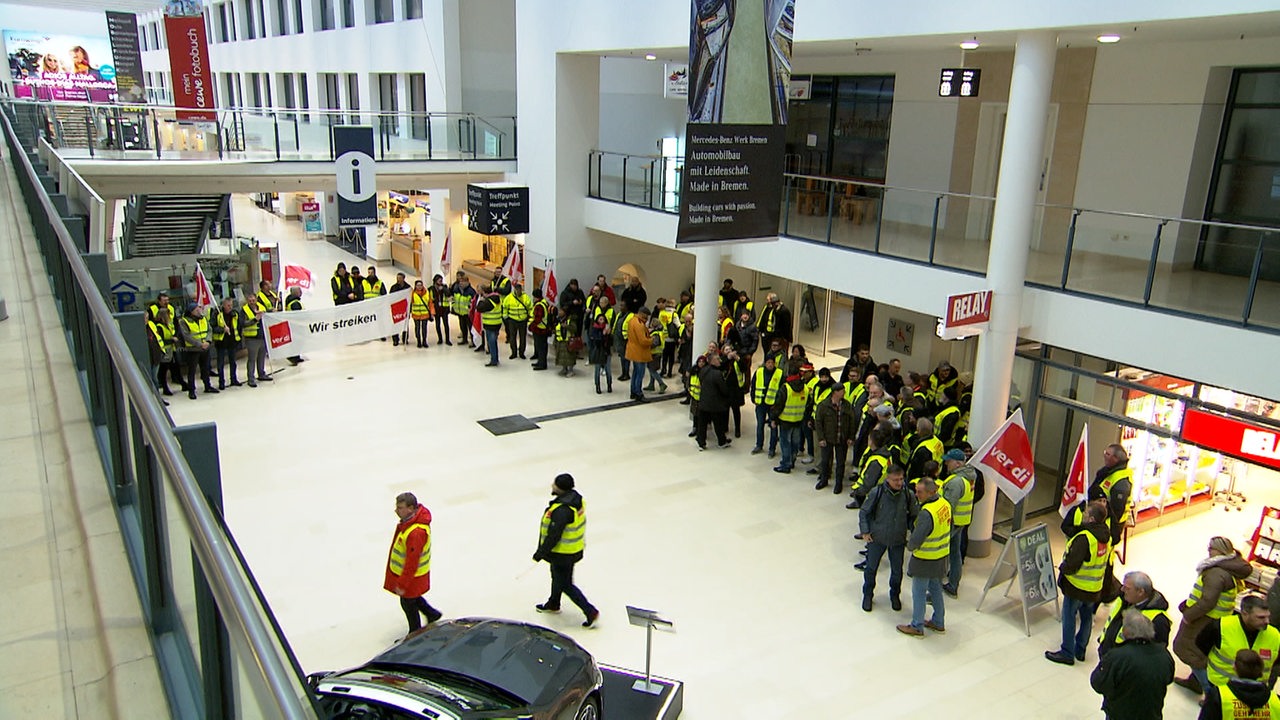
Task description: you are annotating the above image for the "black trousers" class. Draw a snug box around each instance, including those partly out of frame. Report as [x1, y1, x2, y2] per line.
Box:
[532, 333, 549, 367]
[819, 441, 850, 483]
[400, 596, 442, 632]
[547, 561, 596, 616]
[183, 350, 212, 391]
[695, 409, 729, 447]
[507, 319, 528, 356]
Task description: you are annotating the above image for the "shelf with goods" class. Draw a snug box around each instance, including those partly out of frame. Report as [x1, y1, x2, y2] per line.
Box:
[1246, 506, 1280, 592]
[1122, 383, 1218, 522]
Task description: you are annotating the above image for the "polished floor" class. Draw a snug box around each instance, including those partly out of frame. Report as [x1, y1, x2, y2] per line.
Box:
[153, 199, 1223, 718]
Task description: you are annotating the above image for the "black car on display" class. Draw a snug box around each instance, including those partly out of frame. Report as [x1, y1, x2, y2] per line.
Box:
[310, 617, 604, 720]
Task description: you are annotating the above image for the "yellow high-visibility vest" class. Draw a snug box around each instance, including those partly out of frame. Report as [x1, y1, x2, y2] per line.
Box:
[1208, 615, 1280, 687]
[939, 472, 974, 527]
[1064, 530, 1110, 593]
[387, 523, 430, 577]
[914, 497, 952, 560]
[539, 502, 585, 554]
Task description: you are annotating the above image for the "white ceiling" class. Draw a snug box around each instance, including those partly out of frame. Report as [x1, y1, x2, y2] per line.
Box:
[7, 0, 163, 12]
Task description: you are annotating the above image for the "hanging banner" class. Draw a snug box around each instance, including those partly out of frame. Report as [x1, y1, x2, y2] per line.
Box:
[105, 11, 147, 104]
[467, 183, 529, 235]
[163, 13, 216, 121]
[676, 0, 795, 246]
[261, 290, 410, 356]
[968, 408, 1037, 504]
[333, 126, 377, 226]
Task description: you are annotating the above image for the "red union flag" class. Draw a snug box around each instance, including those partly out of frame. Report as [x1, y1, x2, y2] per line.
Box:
[541, 259, 559, 304]
[969, 408, 1036, 504]
[391, 298, 409, 324]
[283, 264, 313, 290]
[1058, 425, 1089, 518]
[267, 321, 292, 349]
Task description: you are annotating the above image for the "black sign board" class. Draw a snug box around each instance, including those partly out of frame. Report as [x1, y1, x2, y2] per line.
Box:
[939, 68, 981, 98]
[333, 126, 377, 226]
[467, 183, 529, 235]
[976, 522, 1059, 636]
[676, 123, 786, 245]
[105, 11, 148, 104]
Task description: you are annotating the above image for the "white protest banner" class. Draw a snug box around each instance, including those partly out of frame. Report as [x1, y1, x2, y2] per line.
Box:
[968, 408, 1037, 505]
[261, 289, 410, 356]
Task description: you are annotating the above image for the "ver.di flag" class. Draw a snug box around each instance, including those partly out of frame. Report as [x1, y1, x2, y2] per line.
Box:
[968, 408, 1036, 504]
[440, 228, 452, 276]
[541, 259, 558, 304]
[1058, 425, 1089, 518]
[193, 262, 216, 308]
[283, 264, 314, 290]
[260, 289, 411, 356]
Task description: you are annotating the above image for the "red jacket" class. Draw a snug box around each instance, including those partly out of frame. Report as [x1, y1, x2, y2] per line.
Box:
[384, 505, 432, 598]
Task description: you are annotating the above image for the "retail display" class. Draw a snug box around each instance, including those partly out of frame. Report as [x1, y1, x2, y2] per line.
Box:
[1121, 381, 1218, 522]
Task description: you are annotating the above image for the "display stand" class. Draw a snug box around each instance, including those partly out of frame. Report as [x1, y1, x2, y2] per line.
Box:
[625, 606, 674, 695]
[977, 523, 1060, 636]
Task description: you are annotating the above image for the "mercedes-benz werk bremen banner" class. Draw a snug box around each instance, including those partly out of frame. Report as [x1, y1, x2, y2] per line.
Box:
[676, 0, 795, 246]
[262, 290, 410, 356]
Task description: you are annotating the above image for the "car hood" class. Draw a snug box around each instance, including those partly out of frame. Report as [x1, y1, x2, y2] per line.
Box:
[368, 617, 593, 708]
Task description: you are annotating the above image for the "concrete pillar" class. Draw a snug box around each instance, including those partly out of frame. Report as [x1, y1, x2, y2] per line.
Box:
[692, 246, 721, 355]
[967, 30, 1057, 558]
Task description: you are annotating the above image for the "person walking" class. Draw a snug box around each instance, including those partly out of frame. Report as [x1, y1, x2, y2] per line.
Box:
[410, 280, 432, 348]
[859, 465, 916, 612]
[813, 384, 854, 494]
[533, 474, 599, 628]
[625, 307, 653, 402]
[1198, 649, 1280, 719]
[1045, 502, 1111, 666]
[1089, 610, 1175, 720]
[1173, 536, 1256, 693]
[897, 476, 950, 637]
[385, 492, 442, 635]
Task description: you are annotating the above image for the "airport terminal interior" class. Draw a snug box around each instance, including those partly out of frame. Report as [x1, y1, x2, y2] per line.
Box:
[3, 1, 1280, 719]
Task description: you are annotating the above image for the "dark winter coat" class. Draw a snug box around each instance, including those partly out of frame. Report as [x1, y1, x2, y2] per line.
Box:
[1089, 638, 1174, 720]
[697, 364, 733, 413]
[1057, 519, 1111, 603]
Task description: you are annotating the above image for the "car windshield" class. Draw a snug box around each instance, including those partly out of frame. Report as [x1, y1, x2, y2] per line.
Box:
[324, 665, 523, 714]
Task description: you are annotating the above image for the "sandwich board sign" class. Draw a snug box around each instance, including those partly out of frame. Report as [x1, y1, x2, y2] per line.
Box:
[976, 523, 1060, 636]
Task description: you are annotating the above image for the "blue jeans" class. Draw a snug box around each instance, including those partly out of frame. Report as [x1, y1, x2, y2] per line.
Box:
[630, 362, 646, 396]
[862, 542, 904, 600]
[594, 361, 612, 389]
[754, 404, 778, 451]
[1060, 594, 1096, 657]
[778, 424, 800, 469]
[911, 575, 945, 629]
[802, 424, 815, 455]
[484, 327, 500, 364]
[1192, 667, 1209, 691]
[947, 531, 965, 588]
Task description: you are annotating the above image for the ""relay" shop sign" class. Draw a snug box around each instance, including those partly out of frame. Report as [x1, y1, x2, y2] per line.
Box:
[944, 289, 992, 330]
[1181, 408, 1280, 470]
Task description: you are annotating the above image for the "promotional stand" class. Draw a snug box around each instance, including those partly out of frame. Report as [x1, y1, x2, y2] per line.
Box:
[976, 523, 1060, 636]
[626, 606, 674, 694]
[596, 606, 683, 719]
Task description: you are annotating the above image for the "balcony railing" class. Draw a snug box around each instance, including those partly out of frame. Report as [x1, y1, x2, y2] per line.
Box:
[7, 97, 516, 162]
[588, 149, 1280, 331]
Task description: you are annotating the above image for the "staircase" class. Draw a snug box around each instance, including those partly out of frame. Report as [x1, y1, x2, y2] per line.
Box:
[52, 105, 93, 148]
[122, 194, 231, 257]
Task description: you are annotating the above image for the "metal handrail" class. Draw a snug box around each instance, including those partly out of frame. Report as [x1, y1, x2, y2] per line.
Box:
[1, 110, 315, 719]
[37, 136, 103, 203]
[4, 96, 515, 123]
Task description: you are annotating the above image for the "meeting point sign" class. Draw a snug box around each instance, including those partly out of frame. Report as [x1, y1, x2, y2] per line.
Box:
[261, 290, 410, 356]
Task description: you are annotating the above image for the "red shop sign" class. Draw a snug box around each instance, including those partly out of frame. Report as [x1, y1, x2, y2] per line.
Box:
[944, 290, 991, 329]
[164, 14, 217, 122]
[1182, 408, 1280, 470]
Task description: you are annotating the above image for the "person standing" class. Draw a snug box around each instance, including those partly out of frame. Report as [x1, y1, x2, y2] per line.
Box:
[348, 266, 365, 302]
[1098, 571, 1172, 658]
[750, 355, 781, 457]
[476, 284, 504, 367]
[240, 295, 271, 386]
[1046, 502, 1111, 665]
[502, 282, 533, 359]
[1089, 611, 1175, 720]
[147, 308, 176, 397]
[211, 298, 242, 388]
[1199, 649, 1280, 720]
[771, 371, 809, 474]
[331, 262, 355, 305]
[530, 288, 553, 371]
[449, 272, 476, 346]
[695, 351, 733, 450]
[559, 278, 586, 333]
[175, 303, 219, 400]
[255, 280, 280, 313]
[644, 316, 670, 394]
[553, 308, 580, 376]
[859, 465, 916, 612]
[619, 275, 647, 314]
[757, 292, 792, 355]
[938, 449, 976, 596]
[1090, 443, 1133, 546]
[533, 474, 599, 628]
[385, 492, 442, 635]
[364, 266, 388, 342]
[1173, 537, 1256, 694]
[586, 308, 612, 391]
[897, 476, 950, 637]
[284, 286, 305, 365]
[389, 272, 412, 346]
[428, 274, 452, 346]
[813, 384, 854, 494]
[625, 307, 653, 402]
[1197, 595, 1280, 690]
[734, 310, 760, 375]
[410, 280, 432, 348]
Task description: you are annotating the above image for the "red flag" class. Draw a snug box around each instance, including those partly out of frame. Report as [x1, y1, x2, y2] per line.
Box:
[440, 228, 451, 275]
[968, 408, 1036, 504]
[193, 262, 216, 308]
[513, 245, 525, 285]
[541, 260, 559, 304]
[500, 242, 518, 281]
[470, 294, 484, 346]
[1058, 425, 1090, 518]
[283, 264, 314, 290]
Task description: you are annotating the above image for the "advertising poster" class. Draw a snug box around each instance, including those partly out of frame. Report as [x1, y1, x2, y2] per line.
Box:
[4, 30, 118, 102]
[105, 11, 147, 104]
[676, 0, 795, 246]
[163, 13, 216, 122]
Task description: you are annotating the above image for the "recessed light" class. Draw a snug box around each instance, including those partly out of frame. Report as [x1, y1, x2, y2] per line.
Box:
[960, 40, 980, 50]
[644, 53, 657, 61]
[1096, 34, 1121, 44]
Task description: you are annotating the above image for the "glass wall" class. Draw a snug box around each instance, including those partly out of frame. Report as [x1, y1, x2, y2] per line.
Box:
[783, 75, 894, 181]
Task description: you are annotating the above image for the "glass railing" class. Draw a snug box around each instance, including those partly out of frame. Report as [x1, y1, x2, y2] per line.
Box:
[3, 105, 320, 718]
[587, 149, 1280, 331]
[7, 97, 516, 162]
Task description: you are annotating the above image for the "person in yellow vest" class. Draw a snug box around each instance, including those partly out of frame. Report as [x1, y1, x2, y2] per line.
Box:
[363, 266, 388, 342]
[533, 474, 599, 628]
[149, 293, 188, 394]
[283, 286, 305, 365]
[1089, 443, 1133, 546]
[1199, 648, 1280, 720]
[750, 354, 781, 457]
[501, 282, 533, 360]
[1174, 537, 1261, 693]
[146, 306, 177, 399]
[938, 449, 976, 597]
[530, 288, 554, 371]
[1088, 610, 1175, 720]
[449, 271, 476, 347]
[240, 295, 272, 386]
[907, 417, 944, 479]
[428, 274, 452, 346]
[1199, 596, 1280, 691]
[384, 492, 441, 635]
[657, 298, 679, 378]
[175, 302, 219, 400]
[643, 315, 670, 394]
[388, 272, 412, 346]
[770, 371, 809, 474]
[476, 283, 504, 366]
[255, 280, 279, 313]
[212, 298, 242, 388]
[897, 476, 950, 637]
[1097, 571, 1173, 659]
[410, 280, 432, 348]
[1046, 503, 1111, 665]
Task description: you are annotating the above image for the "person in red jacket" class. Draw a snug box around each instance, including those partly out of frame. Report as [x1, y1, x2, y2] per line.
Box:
[385, 492, 442, 634]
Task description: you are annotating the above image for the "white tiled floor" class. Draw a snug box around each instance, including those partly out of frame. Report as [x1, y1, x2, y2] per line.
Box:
[155, 200, 1231, 719]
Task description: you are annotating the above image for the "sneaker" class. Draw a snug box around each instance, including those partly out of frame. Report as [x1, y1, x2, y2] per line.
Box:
[717, 441, 731, 449]
[942, 584, 958, 598]
[750, 447, 763, 455]
[924, 620, 946, 634]
[861, 596, 872, 612]
[891, 596, 902, 612]
[535, 604, 561, 614]
[896, 624, 924, 638]
[583, 610, 600, 628]
[1044, 650, 1075, 666]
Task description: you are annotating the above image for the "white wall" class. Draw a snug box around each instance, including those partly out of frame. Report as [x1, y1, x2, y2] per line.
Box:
[598, 57, 687, 156]
[458, 0, 515, 117]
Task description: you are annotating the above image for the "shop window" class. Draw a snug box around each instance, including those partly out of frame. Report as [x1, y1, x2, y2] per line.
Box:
[1199, 68, 1280, 280]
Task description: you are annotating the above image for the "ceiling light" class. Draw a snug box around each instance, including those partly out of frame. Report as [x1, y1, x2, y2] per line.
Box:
[644, 53, 657, 61]
[960, 39, 980, 50]
[1096, 34, 1121, 44]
